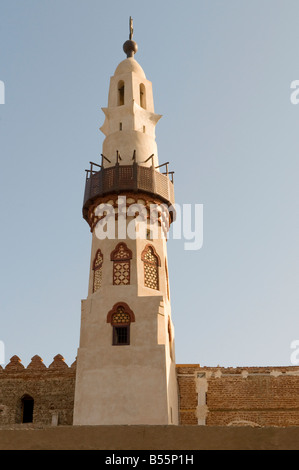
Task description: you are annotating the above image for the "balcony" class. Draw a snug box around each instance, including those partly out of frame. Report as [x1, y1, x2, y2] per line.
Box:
[83, 161, 175, 222]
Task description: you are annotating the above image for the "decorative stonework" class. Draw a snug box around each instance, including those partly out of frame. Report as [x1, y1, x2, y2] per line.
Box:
[111, 242, 132, 286]
[27, 355, 47, 370]
[86, 192, 172, 235]
[93, 249, 103, 293]
[114, 261, 130, 285]
[106, 303, 135, 346]
[107, 302, 135, 325]
[5, 356, 25, 371]
[144, 262, 159, 290]
[141, 244, 161, 290]
[111, 308, 131, 326]
[83, 164, 175, 228]
[48, 354, 69, 370]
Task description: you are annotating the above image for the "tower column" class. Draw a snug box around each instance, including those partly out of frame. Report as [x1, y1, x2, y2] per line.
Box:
[73, 23, 178, 425]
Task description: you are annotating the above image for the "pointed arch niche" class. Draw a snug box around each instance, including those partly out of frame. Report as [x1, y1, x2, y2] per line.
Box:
[92, 249, 104, 293]
[111, 242, 133, 286]
[141, 244, 161, 290]
[107, 302, 135, 346]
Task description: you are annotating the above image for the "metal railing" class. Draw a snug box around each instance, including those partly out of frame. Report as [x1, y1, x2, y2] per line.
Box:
[83, 160, 175, 222]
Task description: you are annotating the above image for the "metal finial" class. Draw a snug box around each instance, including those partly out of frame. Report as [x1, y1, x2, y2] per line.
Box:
[129, 16, 134, 40]
[123, 17, 138, 58]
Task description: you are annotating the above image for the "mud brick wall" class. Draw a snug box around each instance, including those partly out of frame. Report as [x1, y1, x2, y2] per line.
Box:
[176, 365, 299, 427]
[176, 365, 199, 425]
[0, 355, 76, 426]
[3, 358, 299, 428]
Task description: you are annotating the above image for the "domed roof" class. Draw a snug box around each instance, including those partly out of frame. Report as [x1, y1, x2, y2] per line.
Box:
[114, 58, 146, 78]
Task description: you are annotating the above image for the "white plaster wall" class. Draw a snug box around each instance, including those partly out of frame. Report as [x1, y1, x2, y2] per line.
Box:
[74, 52, 178, 426]
[74, 216, 178, 425]
[100, 57, 161, 168]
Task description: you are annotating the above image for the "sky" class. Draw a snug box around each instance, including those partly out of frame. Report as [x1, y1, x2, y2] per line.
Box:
[0, 0, 299, 368]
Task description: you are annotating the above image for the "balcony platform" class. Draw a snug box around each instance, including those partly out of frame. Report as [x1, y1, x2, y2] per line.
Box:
[83, 162, 175, 223]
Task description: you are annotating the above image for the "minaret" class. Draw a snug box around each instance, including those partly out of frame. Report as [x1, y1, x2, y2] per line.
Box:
[73, 20, 178, 425]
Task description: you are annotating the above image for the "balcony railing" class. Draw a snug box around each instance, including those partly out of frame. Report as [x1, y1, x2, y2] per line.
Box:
[83, 161, 175, 222]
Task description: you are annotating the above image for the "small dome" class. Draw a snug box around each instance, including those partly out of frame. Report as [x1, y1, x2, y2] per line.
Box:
[114, 58, 146, 78]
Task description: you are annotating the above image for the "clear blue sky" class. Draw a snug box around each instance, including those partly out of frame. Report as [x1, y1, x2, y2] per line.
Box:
[0, 0, 299, 368]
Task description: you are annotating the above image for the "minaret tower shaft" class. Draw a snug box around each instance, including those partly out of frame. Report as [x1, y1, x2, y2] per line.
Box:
[73, 21, 178, 425]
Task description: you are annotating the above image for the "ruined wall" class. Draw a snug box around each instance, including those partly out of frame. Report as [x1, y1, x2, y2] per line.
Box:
[0, 355, 76, 426]
[177, 365, 299, 426]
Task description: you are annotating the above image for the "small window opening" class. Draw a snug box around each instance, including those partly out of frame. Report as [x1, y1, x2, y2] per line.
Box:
[113, 325, 130, 345]
[143, 125, 146, 133]
[140, 83, 146, 109]
[108, 303, 135, 346]
[21, 395, 34, 423]
[118, 81, 125, 106]
[120, 122, 122, 131]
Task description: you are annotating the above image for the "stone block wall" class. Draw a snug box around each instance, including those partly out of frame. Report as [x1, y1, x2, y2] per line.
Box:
[0, 355, 76, 426]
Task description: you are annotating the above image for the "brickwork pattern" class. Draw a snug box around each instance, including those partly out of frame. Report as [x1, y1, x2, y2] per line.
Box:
[177, 365, 299, 427]
[3, 359, 299, 427]
[176, 366, 199, 425]
[0, 355, 76, 426]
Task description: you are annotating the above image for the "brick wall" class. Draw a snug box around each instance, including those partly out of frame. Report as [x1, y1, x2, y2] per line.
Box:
[2, 358, 299, 428]
[176, 365, 299, 426]
[0, 355, 76, 426]
[176, 365, 199, 425]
